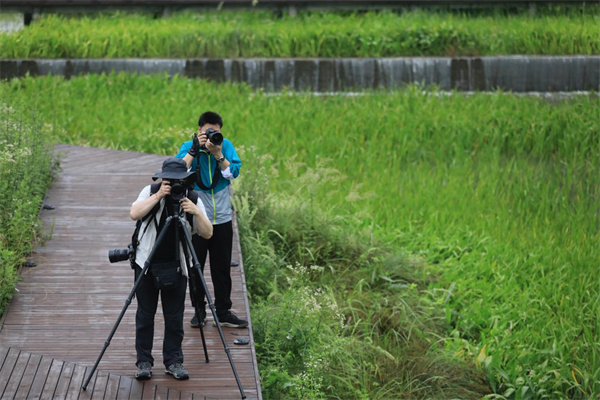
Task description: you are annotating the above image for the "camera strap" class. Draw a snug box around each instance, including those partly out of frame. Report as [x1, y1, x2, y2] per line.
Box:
[195, 152, 220, 191]
[134, 182, 163, 247]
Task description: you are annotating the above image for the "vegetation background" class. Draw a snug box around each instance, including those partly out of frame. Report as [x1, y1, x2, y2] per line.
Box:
[0, 6, 598, 400]
[1, 8, 599, 57]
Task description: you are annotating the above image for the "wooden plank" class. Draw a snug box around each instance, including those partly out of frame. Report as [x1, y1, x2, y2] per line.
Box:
[116, 373, 133, 399]
[64, 363, 88, 400]
[0, 347, 20, 398]
[103, 373, 121, 400]
[25, 354, 54, 399]
[1, 349, 29, 399]
[40, 359, 65, 400]
[141, 381, 156, 400]
[155, 384, 169, 400]
[167, 387, 182, 400]
[52, 361, 76, 399]
[129, 379, 145, 399]
[90, 369, 109, 400]
[13, 353, 42, 399]
[0, 347, 10, 369]
[76, 367, 95, 400]
[180, 390, 194, 400]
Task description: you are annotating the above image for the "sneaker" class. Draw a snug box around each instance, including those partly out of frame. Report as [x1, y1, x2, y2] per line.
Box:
[135, 361, 152, 380]
[190, 309, 207, 328]
[215, 311, 248, 328]
[165, 363, 189, 380]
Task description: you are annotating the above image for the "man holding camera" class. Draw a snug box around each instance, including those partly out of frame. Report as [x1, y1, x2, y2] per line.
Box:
[176, 111, 248, 329]
[130, 157, 213, 381]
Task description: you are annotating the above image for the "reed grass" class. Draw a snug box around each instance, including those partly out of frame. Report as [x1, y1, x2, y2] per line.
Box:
[0, 8, 598, 58]
[1, 74, 598, 398]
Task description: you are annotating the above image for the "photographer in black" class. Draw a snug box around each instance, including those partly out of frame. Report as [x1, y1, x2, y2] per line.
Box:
[129, 158, 212, 381]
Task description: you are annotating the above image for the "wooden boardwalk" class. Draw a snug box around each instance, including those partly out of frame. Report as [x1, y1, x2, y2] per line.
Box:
[0, 144, 261, 400]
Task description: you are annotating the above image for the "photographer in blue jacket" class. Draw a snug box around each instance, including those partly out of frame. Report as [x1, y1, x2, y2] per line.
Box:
[176, 111, 248, 329]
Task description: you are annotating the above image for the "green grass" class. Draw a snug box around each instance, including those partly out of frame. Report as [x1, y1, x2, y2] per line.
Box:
[1, 74, 598, 398]
[0, 8, 598, 58]
[0, 104, 59, 316]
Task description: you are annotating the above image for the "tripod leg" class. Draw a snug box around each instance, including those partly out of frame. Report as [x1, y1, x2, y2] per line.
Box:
[190, 269, 210, 363]
[197, 308, 209, 363]
[182, 234, 210, 363]
[178, 217, 246, 399]
[82, 216, 178, 391]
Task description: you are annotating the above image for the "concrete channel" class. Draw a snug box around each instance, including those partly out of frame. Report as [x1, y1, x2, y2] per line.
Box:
[1, 56, 598, 92]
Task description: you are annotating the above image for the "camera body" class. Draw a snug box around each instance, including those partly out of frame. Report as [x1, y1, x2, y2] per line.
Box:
[169, 180, 188, 201]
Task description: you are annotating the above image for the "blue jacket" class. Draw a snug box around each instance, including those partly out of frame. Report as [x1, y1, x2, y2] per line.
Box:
[175, 138, 242, 194]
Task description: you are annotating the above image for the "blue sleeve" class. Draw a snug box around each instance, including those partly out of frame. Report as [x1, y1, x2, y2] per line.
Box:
[176, 140, 193, 159]
[223, 140, 241, 179]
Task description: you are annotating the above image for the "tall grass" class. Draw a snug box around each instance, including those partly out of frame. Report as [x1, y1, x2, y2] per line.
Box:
[0, 103, 59, 315]
[1, 74, 598, 398]
[0, 8, 598, 58]
[234, 148, 491, 398]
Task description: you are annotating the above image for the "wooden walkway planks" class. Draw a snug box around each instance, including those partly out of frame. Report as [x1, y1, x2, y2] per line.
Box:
[0, 144, 261, 400]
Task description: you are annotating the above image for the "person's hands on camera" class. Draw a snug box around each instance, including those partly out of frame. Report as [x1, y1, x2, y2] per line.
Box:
[156, 180, 171, 199]
[204, 139, 223, 158]
[197, 127, 222, 156]
[130, 179, 171, 220]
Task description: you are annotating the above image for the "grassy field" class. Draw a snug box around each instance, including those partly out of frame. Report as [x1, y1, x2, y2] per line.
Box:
[0, 8, 598, 58]
[1, 74, 598, 399]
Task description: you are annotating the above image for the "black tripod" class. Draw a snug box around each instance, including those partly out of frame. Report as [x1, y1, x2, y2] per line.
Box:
[82, 205, 246, 399]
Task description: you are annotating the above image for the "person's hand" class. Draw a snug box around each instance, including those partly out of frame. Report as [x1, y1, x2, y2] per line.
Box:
[187, 134, 202, 158]
[157, 180, 171, 199]
[179, 197, 199, 216]
[205, 140, 223, 157]
[198, 129, 210, 147]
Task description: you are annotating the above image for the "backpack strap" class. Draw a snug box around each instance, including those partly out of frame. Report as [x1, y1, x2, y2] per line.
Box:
[150, 182, 162, 196]
[133, 183, 162, 249]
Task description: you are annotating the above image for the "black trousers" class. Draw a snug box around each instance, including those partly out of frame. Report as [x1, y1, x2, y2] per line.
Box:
[191, 221, 233, 315]
[135, 267, 187, 368]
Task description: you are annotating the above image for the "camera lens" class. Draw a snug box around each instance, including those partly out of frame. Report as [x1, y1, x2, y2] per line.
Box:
[205, 128, 223, 146]
[108, 248, 131, 263]
[170, 181, 186, 201]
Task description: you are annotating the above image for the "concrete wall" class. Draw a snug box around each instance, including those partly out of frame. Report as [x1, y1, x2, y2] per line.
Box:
[1, 56, 598, 92]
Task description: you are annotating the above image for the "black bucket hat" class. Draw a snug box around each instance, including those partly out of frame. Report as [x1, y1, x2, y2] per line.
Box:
[152, 157, 197, 182]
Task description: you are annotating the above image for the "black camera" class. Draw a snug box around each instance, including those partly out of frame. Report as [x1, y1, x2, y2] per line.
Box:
[108, 243, 134, 263]
[204, 128, 223, 146]
[169, 180, 188, 201]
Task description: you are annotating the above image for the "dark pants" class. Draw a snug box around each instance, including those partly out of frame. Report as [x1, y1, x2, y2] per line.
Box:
[135, 267, 187, 368]
[191, 221, 233, 316]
